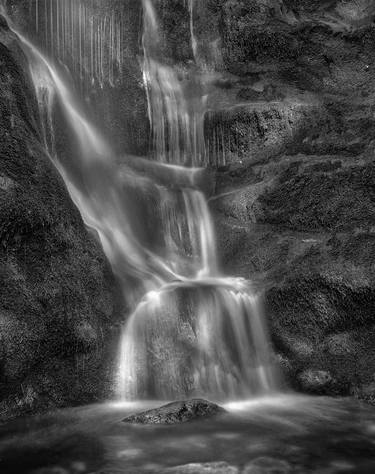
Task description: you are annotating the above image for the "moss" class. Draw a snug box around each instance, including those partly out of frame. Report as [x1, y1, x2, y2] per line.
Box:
[0, 21, 121, 420]
[257, 163, 375, 231]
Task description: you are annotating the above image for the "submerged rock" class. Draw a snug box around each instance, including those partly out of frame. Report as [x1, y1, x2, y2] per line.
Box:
[166, 462, 239, 474]
[122, 399, 225, 425]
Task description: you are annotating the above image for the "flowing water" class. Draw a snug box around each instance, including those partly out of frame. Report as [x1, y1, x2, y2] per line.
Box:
[121, 0, 277, 400]
[1, 396, 375, 473]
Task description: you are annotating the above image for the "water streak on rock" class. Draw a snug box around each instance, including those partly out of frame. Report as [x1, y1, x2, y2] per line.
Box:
[28, 0, 123, 89]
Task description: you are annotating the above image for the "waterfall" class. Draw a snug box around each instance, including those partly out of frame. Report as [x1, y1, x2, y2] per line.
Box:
[2, 0, 278, 402]
[142, 0, 207, 167]
[119, 279, 275, 400]
[118, 0, 278, 401]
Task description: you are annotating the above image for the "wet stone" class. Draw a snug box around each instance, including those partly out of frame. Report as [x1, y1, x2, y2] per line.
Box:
[122, 399, 226, 425]
[165, 462, 239, 473]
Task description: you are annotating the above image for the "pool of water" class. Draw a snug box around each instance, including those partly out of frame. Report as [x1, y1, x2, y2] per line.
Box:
[0, 395, 375, 473]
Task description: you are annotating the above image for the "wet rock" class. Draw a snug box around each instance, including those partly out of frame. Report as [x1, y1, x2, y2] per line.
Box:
[0, 16, 120, 420]
[214, 148, 375, 399]
[166, 462, 238, 474]
[122, 399, 226, 425]
[297, 370, 338, 395]
[243, 456, 292, 474]
[356, 382, 375, 405]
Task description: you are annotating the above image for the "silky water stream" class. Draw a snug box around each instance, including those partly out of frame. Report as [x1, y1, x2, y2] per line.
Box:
[0, 1, 375, 473]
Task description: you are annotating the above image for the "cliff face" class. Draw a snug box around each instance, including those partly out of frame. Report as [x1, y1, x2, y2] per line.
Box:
[1, 0, 374, 411]
[0, 18, 120, 420]
[208, 0, 375, 399]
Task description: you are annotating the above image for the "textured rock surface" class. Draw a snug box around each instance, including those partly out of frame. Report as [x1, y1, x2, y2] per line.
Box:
[0, 18, 120, 420]
[208, 1, 375, 399]
[122, 399, 225, 424]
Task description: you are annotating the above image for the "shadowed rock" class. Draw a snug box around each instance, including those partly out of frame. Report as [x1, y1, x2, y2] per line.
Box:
[122, 399, 225, 425]
[0, 13, 120, 421]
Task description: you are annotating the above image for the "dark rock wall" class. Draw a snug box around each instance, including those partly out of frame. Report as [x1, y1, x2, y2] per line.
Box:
[0, 18, 121, 420]
[208, 0, 375, 400]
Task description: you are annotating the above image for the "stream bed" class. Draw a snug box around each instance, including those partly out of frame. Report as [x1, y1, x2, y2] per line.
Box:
[0, 395, 375, 473]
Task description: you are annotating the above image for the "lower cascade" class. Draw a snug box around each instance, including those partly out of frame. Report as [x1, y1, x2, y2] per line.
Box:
[119, 280, 277, 400]
[2, 0, 278, 402]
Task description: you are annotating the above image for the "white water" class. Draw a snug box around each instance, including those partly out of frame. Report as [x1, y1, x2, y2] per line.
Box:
[142, 0, 207, 167]
[2, 0, 278, 401]
[118, 0, 278, 400]
[119, 280, 275, 400]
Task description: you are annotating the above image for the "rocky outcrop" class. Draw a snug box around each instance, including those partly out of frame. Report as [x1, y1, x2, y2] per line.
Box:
[122, 399, 225, 424]
[0, 17, 120, 420]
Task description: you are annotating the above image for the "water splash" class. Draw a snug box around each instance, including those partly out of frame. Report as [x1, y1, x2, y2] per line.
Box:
[119, 278, 276, 400]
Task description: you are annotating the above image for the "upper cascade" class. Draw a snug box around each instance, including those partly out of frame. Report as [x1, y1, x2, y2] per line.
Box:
[7, 0, 125, 89]
[142, 0, 208, 167]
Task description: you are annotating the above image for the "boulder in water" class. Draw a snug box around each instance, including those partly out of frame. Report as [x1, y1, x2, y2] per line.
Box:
[166, 462, 239, 473]
[122, 399, 225, 425]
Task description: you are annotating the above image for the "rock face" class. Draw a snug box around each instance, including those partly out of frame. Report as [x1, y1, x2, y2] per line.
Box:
[122, 399, 225, 424]
[0, 18, 120, 419]
[208, 1, 375, 399]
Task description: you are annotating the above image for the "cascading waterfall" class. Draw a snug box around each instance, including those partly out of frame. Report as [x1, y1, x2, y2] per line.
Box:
[2, 0, 278, 402]
[119, 0, 278, 400]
